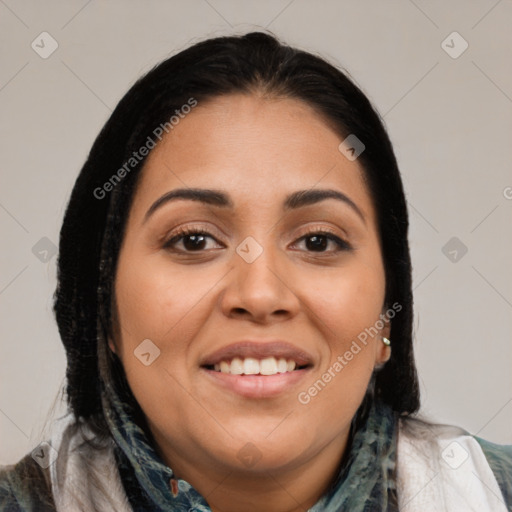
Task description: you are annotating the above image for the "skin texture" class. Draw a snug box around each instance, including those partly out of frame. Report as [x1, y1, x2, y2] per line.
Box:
[110, 93, 391, 512]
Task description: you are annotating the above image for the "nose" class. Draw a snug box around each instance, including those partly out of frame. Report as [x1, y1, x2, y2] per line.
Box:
[220, 241, 300, 324]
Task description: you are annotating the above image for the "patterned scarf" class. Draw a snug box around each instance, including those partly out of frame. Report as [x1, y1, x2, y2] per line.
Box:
[101, 379, 399, 511]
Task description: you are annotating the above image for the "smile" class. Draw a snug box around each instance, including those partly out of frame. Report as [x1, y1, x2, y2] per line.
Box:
[199, 340, 314, 398]
[204, 356, 309, 376]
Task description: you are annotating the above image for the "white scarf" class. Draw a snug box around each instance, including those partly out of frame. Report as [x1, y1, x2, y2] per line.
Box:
[396, 416, 507, 511]
[48, 413, 507, 511]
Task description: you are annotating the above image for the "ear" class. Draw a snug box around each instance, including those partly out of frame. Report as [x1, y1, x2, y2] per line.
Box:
[108, 337, 117, 355]
[374, 317, 392, 367]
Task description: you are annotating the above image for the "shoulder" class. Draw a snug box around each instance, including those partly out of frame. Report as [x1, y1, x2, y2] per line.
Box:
[473, 435, 512, 510]
[0, 453, 56, 511]
[0, 413, 76, 512]
[397, 415, 512, 511]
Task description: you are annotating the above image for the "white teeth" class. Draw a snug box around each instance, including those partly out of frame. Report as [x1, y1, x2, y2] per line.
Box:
[260, 357, 277, 375]
[286, 360, 296, 372]
[243, 357, 260, 375]
[230, 357, 244, 375]
[277, 358, 288, 373]
[211, 356, 302, 375]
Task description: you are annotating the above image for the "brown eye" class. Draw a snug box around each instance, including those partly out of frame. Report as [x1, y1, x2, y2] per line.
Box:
[294, 231, 352, 253]
[179, 233, 208, 251]
[305, 234, 329, 252]
[163, 229, 223, 253]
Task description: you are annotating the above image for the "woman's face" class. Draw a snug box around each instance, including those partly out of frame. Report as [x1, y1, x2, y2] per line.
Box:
[112, 93, 391, 478]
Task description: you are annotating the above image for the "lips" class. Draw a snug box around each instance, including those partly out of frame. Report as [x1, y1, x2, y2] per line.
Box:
[199, 340, 314, 398]
[199, 340, 314, 369]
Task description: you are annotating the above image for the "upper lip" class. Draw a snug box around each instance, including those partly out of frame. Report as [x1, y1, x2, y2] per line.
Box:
[200, 340, 314, 367]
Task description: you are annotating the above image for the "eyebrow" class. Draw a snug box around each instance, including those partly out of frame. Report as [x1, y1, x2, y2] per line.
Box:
[143, 187, 366, 224]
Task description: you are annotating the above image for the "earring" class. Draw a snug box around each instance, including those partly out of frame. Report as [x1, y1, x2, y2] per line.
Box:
[381, 336, 391, 346]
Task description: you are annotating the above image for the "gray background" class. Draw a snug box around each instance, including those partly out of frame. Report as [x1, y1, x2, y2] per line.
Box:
[1, 0, 511, 464]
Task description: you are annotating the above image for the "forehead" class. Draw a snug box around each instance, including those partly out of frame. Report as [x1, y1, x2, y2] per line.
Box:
[131, 93, 375, 222]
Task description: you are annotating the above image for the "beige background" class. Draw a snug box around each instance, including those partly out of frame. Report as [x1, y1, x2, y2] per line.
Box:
[1, 0, 511, 464]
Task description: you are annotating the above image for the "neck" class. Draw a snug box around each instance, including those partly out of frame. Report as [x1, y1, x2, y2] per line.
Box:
[155, 428, 351, 512]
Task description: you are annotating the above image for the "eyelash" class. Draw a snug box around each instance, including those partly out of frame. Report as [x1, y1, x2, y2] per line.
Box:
[162, 225, 352, 255]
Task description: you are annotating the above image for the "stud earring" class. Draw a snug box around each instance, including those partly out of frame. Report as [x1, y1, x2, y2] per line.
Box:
[381, 336, 391, 346]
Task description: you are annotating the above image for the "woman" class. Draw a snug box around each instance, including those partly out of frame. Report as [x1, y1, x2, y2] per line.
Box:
[1, 31, 510, 512]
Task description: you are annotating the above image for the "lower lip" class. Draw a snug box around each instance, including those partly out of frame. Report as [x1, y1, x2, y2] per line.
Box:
[200, 367, 311, 398]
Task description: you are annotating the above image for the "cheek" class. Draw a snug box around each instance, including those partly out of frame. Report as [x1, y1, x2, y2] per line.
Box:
[306, 256, 386, 343]
[114, 251, 208, 344]
[112, 251, 206, 419]
[113, 250, 223, 393]
[298, 275, 381, 426]
[296, 252, 385, 402]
